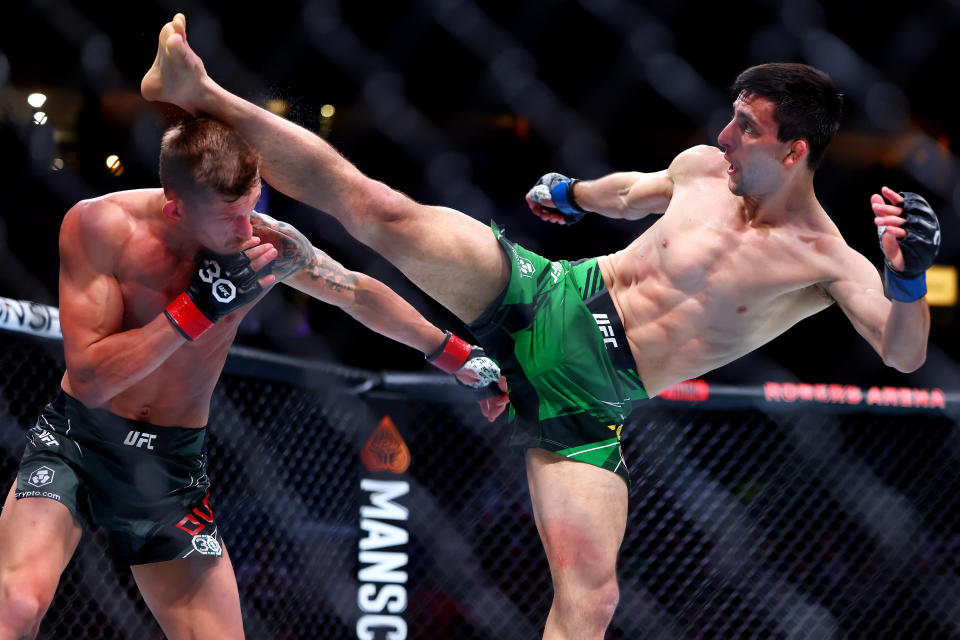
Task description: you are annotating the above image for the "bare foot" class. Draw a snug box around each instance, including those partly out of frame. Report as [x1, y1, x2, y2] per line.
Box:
[141, 13, 207, 114]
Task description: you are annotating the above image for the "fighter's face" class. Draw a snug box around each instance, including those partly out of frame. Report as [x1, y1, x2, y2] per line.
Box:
[181, 182, 261, 254]
[717, 94, 794, 197]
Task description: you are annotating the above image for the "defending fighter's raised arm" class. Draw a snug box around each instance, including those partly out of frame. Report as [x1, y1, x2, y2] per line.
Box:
[58, 197, 277, 408]
[822, 187, 938, 373]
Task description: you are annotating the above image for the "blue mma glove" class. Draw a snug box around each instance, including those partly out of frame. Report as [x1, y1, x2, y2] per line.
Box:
[527, 172, 588, 225]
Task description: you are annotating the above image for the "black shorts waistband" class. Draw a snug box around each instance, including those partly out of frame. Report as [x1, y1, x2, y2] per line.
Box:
[48, 389, 207, 456]
[584, 289, 640, 380]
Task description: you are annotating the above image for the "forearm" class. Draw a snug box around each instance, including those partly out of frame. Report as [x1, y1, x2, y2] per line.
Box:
[574, 172, 665, 219]
[342, 275, 447, 355]
[879, 299, 930, 372]
[66, 315, 186, 406]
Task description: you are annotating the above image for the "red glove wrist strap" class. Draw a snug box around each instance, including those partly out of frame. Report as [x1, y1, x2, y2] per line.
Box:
[428, 332, 472, 374]
[165, 293, 214, 341]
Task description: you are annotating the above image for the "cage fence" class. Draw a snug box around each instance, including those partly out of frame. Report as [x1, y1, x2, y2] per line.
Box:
[2, 317, 960, 639]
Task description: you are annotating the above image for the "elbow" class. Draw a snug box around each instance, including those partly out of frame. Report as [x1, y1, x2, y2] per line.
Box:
[67, 385, 105, 409]
[883, 350, 927, 374]
[64, 369, 107, 408]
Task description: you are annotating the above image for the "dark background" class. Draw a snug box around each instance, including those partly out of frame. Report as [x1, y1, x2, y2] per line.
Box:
[1, 0, 958, 389]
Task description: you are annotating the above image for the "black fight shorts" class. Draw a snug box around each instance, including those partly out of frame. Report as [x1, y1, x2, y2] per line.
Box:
[15, 390, 224, 565]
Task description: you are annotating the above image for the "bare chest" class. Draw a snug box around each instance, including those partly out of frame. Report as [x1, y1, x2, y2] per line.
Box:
[113, 235, 253, 343]
[115, 238, 196, 329]
[644, 200, 823, 312]
[605, 191, 835, 392]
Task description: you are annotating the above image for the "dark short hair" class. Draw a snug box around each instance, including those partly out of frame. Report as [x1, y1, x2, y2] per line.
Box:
[732, 63, 843, 170]
[159, 117, 260, 201]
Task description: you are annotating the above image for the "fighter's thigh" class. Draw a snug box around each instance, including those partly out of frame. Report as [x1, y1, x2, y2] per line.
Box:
[366, 201, 510, 323]
[525, 449, 628, 581]
[131, 544, 244, 639]
[0, 483, 82, 595]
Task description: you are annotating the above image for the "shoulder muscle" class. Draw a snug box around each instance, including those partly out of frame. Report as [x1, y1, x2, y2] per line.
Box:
[60, 198, 132, 274]
[667, 145, 727, 184]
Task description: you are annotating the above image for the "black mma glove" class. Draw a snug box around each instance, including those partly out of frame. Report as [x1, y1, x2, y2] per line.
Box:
[527, 172, 588, 225]
[165, 249, 263, 340]
[880, 191, 941, 302]
[426, 331, 503, 398]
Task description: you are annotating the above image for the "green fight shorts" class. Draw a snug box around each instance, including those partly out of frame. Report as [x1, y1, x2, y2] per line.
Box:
[14, 390, 224, 565]
[468, 223, 649, 486]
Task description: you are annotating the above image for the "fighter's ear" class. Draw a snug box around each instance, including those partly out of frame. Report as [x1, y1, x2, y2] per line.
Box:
[784, 139, 808, 168]
[162, 198, 182, 222]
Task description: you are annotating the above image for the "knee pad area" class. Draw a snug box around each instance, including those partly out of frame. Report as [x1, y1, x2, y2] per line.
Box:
[552, 580, 620, 633]
[0, 589, 46, 635]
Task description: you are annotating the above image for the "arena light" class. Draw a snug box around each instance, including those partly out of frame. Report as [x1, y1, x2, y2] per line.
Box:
[264, 98, 288, 117]
[27, 92, 47, 108]
[318, 104, 335, 137]
[926, 264, 957, 307]
[33, 111, 47, 125]
[105, 154, 124, 176]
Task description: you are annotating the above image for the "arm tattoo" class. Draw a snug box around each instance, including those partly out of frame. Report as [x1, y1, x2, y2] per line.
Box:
[250, 212, 357, 293]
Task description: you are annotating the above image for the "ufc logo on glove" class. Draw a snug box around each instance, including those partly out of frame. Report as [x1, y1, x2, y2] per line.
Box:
[197, 259, 237, 304]
[165, 250, 263, 341]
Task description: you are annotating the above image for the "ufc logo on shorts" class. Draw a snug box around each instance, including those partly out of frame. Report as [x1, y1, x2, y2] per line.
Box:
[593, 314, 619, 348]
[29, 426, 58, 447]
[123, 430, 157, 450]
[550, 261, 564, 284]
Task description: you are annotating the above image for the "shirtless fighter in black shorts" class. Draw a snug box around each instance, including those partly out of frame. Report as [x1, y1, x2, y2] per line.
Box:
[0, 117, 507, 640]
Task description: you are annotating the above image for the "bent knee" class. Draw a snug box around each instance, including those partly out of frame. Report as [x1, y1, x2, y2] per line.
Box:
[0, 568, 61, 632]
[555, 578, 620, 629]
[344, 178, 416, 228]
[0, 590, 47, 638]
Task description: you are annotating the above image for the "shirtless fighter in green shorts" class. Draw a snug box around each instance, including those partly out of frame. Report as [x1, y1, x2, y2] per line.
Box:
[141, 14, 938, 639]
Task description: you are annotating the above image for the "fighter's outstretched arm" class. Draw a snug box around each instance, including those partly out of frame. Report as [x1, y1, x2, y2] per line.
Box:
[524, 146, 720, 225]
[525, 170, 670, 224]
[572, 171, 673, 219]
[823, 188, 937, 373]
[59, 200, 276, 407]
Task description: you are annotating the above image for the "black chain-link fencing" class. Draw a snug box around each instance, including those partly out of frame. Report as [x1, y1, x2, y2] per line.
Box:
[2, 330, 960, 639]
